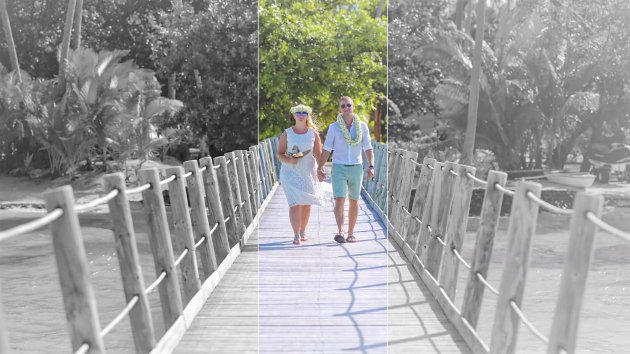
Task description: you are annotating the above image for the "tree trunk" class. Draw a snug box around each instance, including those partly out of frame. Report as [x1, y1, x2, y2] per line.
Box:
[375, 0, 384, 18]
[0, 0, 21, 81]
[454, 0, 465, 29]
[168, 73, 176, 99]
[71, 0, 83, 49]
[461, 0, 486, 165]
[58, 0, 77, 93]
[464, 0, 474, 35]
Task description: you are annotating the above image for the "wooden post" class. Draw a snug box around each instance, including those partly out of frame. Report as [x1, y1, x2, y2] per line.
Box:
[375, 144, 389, 212]
[270, 137, 281, 178]
[138, 168, 183, 327]
[438, 164, 476, 300]
[225, 152, 246, 239]
[249, 146, 261, 210]
[104, 173, 156, 352]
[182, 161, 219, 279]
[461, 170, 507, 328]
[43, 185, 105, 353]
[264, 140, 277, 185]
[418, 162, 444, 268]
[392, 150, 418, 238]
[425, 161, 459, 276]
[490, 181, 542, 354]
[0, 282, 10, 354]
[235, 150, 254, 226]
[198, 157, 231, 263]
[244, 148, 258, 215]
[547, 193, 603, 354]
[259, 142, 271, 198]
[165, 166, 201, 303]
[404, 158, 435, 261]
[213, 156, 240, 247]
[367, 144, 383, 195]
[387, 149, 403, 219]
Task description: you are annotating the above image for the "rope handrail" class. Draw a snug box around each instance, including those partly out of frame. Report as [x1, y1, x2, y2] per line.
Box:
[199, 165, 207, 172]
[526, 191, 574, 215]
[465, 171, 488, 186]
[475, 273, 499, 296]
[0, 208, 64, 242]
[74, 189, 120, 213]
[145, 271, 167, 295]
[448, 169, 459, 177]
[224, 216, 230, 223]
[494, 183, 515, 196]
[74, 343, 90, 354]
[436, 235, 446, 246]
[226, 159, 232, 165]
[509, 300, 550, 344]
[414, 216, 422, 224]
[194, 236, 207, 249]
[183, 171, 193, 178]
[125, 183, 151, 195]
[174, 248, 189, 267]
[586, 212, 630, 242]
[99, 295, 139, 337]
[452, 248, 471, 270]
[159, 174, 177, 185]
[213, 164, 220, 170]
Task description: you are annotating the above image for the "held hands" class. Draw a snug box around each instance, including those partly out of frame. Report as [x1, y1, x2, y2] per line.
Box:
[284, 154, 299, 165]
[317, 168, 326, 182]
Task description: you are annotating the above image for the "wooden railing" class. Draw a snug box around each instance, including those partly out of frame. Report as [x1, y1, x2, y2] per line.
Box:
[363, 147, 630, 354]
[0, 138, 280, 354]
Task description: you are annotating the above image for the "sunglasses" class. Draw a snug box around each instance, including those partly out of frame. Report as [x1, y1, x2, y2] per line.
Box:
[294, 111, 308, 116]
[340, 103, 353, 108]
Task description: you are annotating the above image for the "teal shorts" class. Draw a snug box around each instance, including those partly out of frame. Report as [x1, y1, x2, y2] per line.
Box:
[332, 164, 364, 200]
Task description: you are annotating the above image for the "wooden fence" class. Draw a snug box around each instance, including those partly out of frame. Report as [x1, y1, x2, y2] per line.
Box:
[363, 147, 630, 354]
[0, 138, 280, 354]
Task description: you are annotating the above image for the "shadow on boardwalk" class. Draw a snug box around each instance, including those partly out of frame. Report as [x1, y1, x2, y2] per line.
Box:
[176, 178, 469, 353]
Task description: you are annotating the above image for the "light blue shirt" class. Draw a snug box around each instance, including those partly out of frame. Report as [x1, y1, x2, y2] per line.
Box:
[323, 121, 372, 165]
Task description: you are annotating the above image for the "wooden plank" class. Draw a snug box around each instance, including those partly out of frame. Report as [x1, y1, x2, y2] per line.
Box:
[104, 173, 156, 352]
[367, 143, 382, 195]
[461, 170, 507, 328]
[547, 192, 603, 354]
[225, 151, 246, 239]
[424, 161, 458, 277]
[138, 168, 184, 327]
[43, 185, 105, 353]
[259, 142, 271, 198]
[490, 181, 542, 354]
[387, 149, 403, 220]
[213, 156, 240, 247]
[438, 163, 476, 300]
[166, 166, 202, 304]
[404, 158, 435, 260]
[183, 160, 218, 279]
[198, 157, 231, 264]
[0, 282, 10, 354]
[235, 150, 254, 226]
[374, 144, 389, 212]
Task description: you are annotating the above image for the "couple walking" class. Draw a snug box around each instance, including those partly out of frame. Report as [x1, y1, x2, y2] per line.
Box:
[277, 96, 375, 245]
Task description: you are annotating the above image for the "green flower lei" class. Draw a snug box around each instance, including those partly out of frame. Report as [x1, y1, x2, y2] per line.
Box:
[336, 113, 362, 146]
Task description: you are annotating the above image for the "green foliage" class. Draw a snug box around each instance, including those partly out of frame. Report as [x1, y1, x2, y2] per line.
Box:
[259, 0, 386, 139]
[149, 0, 258, 154]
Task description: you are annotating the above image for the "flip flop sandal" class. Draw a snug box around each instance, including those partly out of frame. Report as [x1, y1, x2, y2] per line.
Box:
[293, 236, 301, 245]
[300, 234, 308, 242]
[334, 234, 346, 243]
[346, 235, 357, 243]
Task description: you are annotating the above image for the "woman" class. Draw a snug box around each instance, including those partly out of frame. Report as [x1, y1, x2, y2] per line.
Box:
[277, 104, 324, 245]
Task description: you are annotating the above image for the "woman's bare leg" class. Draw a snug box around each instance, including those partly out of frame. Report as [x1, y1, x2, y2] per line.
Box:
[299, 205, 311, 240]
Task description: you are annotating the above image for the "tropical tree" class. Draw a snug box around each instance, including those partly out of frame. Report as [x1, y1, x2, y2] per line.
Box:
[149, 0, 257, 154]
[259, 0, 386, 139]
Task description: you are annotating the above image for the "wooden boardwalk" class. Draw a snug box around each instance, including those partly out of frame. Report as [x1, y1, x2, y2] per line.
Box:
[176, 178, 469, 353]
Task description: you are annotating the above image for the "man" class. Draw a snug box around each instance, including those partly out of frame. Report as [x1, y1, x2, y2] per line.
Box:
[318, 96, 375, 243]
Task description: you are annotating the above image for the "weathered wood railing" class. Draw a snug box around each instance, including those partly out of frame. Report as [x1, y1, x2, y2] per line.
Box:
[0, 138, 280, 354]
[361, 141, 388, 220]
[363, 147, 630, 354]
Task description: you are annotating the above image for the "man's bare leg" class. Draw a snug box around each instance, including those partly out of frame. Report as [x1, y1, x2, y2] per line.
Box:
[334, 197, 346, 235]
[347, 198, 359, 242]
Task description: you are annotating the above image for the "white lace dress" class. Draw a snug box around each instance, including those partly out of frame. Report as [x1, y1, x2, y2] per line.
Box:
[279, 127, 323, 207]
